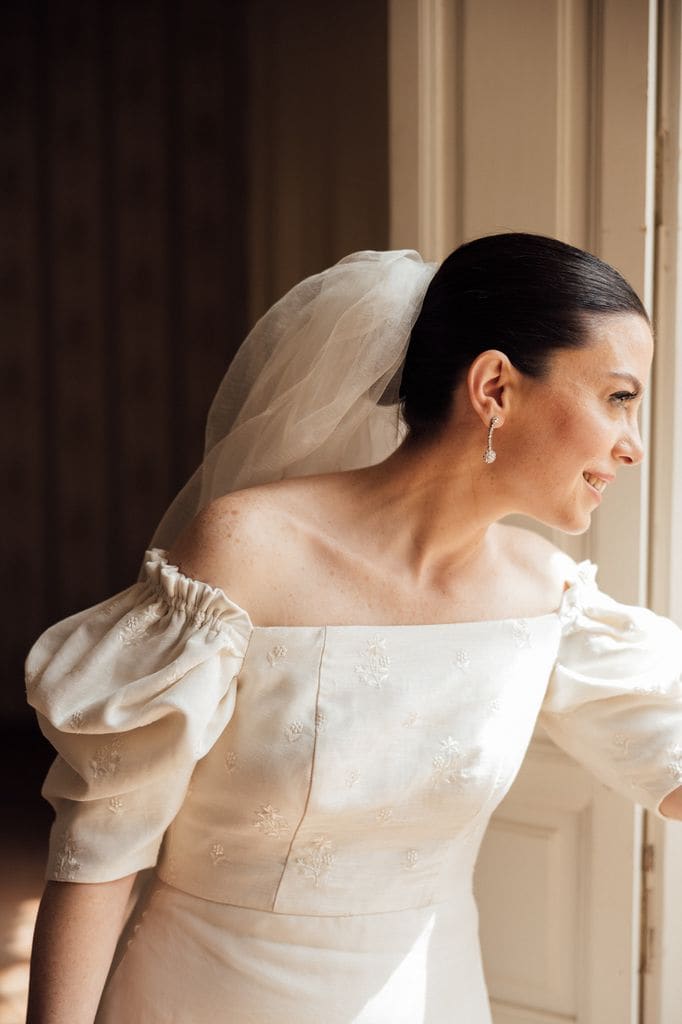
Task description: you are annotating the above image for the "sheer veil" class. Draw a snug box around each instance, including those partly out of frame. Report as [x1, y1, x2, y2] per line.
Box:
[138, 249, 438, 580]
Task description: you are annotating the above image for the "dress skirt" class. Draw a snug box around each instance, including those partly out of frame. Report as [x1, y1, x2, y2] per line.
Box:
[95, 873, 492, 1024]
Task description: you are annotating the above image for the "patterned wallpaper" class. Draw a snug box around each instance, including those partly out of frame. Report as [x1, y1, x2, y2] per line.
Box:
[1, 0, 389, 722]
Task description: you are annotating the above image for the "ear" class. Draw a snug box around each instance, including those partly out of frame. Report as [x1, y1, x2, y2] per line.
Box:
[466, 349, 517, 428]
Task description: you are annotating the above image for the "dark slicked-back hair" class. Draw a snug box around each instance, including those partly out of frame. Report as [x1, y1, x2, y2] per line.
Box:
[398, 231, 649, 440]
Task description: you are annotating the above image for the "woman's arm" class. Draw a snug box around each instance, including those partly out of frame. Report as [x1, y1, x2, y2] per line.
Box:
[26, 872, 137, 1024]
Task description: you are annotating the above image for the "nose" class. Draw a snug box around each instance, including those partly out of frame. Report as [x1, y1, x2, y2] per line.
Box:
[613, 423, 645, 466]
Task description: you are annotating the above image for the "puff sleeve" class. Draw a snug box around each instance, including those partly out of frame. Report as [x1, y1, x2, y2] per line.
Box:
[538, 559, 682, 821]
[25, 548, 253, 882]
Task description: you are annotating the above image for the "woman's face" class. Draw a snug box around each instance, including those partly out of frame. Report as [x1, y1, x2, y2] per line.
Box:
[507, 312, 653, 535]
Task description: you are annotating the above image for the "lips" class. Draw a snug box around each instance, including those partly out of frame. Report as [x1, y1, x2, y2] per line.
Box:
[582, 471, 611, 492]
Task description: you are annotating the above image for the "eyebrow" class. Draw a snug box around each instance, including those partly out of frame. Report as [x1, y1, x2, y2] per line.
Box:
[608, 371, 645, 391]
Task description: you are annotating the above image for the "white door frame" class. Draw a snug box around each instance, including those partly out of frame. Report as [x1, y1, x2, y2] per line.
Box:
[388, 1, 682, 1019]
[644, 0, 682, 1019]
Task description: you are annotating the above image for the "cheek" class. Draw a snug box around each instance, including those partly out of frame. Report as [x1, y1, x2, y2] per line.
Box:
[552, 403, 585, 442]
[527, 404, 599, 480]
[554, 397, 604, 447]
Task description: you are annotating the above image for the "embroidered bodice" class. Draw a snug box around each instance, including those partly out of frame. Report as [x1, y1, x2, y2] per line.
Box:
[25, 547, 682, 915]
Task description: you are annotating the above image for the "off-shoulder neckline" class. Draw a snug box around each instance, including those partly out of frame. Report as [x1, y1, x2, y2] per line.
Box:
[146, 546, 595, 633]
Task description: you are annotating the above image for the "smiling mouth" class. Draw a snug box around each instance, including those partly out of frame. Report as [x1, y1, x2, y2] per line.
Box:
[583, 471, 607, 494]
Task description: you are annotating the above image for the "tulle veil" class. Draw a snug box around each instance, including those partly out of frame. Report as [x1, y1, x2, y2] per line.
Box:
[138, 249, 437, 580]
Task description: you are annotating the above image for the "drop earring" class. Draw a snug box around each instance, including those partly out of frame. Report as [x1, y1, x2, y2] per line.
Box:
[483, 416, 500, 464]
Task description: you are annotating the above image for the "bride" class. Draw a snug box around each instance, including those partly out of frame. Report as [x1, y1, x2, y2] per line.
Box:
[25, 232, 681, 1024]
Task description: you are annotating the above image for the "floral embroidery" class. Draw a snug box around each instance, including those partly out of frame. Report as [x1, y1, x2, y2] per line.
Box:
[206, 624, 223, 642]
[558, 602, 582, 632]
[162, 663, 185, 686]
[224, 751, 238, 773]
[54, 830, 81, 880]
[573, 561, 598, 588]
[345, 768, 360, 788]
[487, 698, 502, 714]
[402, 711, 419, 728]
[315, 709, 328, 732]
[403, 849, 419, 871]
[98, 594, 127, 618]
[117, 602, 164, 646]
[295, 835, 335, 886]
[187, 607, 208, 629]
[613, 733, 632, 756]
[354, 635, 390, 689]
[453, 649, 471, 671]
[285, 720, 304, 743]
[511, 619, 532, 648]
[253, 804, 290, 838]
[431, 736, 472, 789]
[266, 644, 288, 667]
[90, 738, 122, 781]
[633, 683, 665, 696]
[70, 710, 85, 731]
[666, 744, 682, 783]
[375, 807, 393, 823]
[108, 796, 124, 814]
[210, 842, 229, 866]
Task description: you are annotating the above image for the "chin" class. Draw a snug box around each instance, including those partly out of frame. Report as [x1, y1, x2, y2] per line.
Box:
[533, 507, 592, 536]
[561, 521, 592, 536]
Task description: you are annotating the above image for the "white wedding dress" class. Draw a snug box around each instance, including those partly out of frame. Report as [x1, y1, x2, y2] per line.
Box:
[25, 548, 682, 1023]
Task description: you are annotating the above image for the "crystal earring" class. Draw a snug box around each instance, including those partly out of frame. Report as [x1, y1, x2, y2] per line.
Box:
[483, 415, 500, 464]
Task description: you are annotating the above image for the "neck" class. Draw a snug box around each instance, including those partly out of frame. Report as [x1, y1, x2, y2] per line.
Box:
[342, 425, 511, 587]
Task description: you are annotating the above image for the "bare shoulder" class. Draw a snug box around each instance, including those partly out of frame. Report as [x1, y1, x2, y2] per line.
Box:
[164, 485, 288, 608]
[496, 523, 578, 597]
[162, 476, 324, 614]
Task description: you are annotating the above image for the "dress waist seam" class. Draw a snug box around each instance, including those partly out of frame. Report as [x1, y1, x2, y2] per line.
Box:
[153, 870, 466, 919]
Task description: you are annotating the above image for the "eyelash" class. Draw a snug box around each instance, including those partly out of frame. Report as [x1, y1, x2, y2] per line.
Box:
[610, 391, 640, 405]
